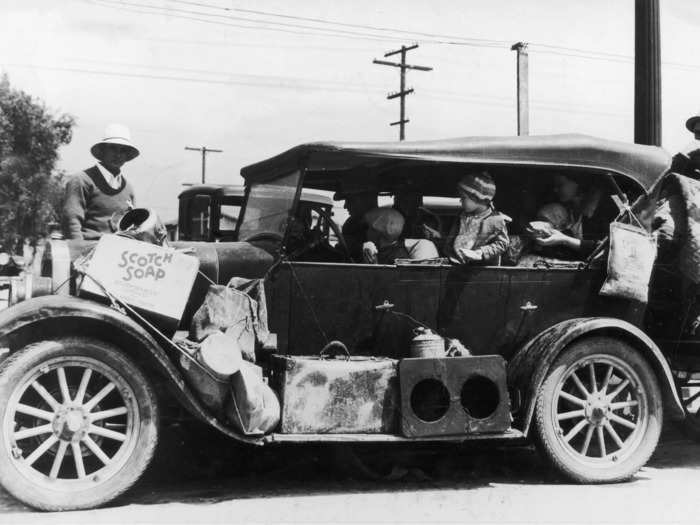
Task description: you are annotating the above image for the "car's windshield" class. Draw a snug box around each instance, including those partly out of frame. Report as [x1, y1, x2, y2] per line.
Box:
[237, 171, 300, 241]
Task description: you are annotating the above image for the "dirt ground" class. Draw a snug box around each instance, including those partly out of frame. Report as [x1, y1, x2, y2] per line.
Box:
[1, 422, 700, 524]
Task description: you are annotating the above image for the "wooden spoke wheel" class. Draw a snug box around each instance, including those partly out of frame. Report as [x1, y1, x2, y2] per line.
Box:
[0, 338, 158, 511]
[534, 337, 662, 483]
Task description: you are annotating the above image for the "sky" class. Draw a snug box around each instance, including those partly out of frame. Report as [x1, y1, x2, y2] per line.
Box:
[2, 0, 700, 221]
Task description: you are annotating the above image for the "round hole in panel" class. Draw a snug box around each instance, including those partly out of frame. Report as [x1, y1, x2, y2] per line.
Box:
[460, 375, 500, 420]
[410, 378, 450, 423]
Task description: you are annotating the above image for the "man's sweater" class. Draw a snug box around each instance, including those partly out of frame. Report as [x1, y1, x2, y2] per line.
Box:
[62, 165, 135, 240]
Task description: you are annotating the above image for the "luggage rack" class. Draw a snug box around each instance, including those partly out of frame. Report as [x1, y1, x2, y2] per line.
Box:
[263, 428, 525, 444]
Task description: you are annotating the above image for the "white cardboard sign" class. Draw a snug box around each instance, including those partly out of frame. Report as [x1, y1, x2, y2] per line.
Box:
[81, 235, 200, 322]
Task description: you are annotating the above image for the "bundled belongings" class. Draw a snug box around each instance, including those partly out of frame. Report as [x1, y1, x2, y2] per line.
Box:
[659, 173, 700, 285]
[190, 277, 270, 360]
[227, 361, 281, 435]
[178, 334, 235, 412]
[599, 221, 657, 303]
[180, 278, 281, 435]
[178, 333, 280, 434]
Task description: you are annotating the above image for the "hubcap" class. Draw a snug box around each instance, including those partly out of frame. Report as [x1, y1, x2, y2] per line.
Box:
[552, 355, 648, 464]
[53, 407, 89, 442]
[3, 357, 138, 490]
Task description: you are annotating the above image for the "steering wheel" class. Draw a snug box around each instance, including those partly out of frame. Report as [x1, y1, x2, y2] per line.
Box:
[313, 207, 354, 262]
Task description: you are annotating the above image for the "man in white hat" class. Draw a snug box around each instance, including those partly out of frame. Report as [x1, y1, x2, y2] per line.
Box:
[62, 123, 139, 240]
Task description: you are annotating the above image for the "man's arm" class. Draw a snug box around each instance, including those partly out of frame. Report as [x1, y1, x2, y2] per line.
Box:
[62, 175, 87, 240]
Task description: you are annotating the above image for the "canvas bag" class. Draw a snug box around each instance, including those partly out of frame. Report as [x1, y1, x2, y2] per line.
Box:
[599, 221, 657, 303]
[226, 361, 281, 435]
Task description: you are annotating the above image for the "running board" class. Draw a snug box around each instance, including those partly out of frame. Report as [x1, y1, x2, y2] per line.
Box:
[264, 428, 525, 444]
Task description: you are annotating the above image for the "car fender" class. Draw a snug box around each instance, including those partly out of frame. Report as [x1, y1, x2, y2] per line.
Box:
[0, 294, 262, 445]
[507, 317, 684, 436]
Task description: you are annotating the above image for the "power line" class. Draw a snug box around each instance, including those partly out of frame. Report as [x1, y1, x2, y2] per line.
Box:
[530, 42, 633, 60]
[90, 0, 508, 48]
[119, 34, 380, 53]
[59, 56, 387, 90]
[92, 0, 425, 44]
[531, 47, 700, 72]
[89, 1, 397, 43]
[1, 62, 381, 94]
[160, 0, 513, 47]
[88, 0, 700, 72]
[2, 60, 635, 119]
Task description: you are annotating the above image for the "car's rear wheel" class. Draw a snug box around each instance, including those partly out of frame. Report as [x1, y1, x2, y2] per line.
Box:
[534, 337, 662, 483]
[0, 338, 159, 511]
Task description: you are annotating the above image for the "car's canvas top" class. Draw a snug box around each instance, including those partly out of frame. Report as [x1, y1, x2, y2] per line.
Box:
[241, 134, 672, 193]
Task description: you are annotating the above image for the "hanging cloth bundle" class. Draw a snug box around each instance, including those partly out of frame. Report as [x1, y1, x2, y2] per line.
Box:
[599, 205, 657, 303]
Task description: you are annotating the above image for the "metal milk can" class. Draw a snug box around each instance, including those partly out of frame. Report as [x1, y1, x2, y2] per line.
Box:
[410, 327, 446, 358]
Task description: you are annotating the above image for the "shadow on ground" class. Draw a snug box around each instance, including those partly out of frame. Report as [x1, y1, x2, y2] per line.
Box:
[126, 424, 554, 508]
[3, 420, 700, 513]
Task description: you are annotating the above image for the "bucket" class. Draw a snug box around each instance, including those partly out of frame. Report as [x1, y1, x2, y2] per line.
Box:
[179, 352, 230, 412]
[410, 327, 445, 358]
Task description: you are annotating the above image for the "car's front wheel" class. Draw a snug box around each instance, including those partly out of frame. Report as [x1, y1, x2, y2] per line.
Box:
[0, 338, 159, 511]
[534, 336, 662, 483]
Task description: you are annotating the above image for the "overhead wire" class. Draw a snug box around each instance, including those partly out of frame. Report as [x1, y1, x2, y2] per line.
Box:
[159, 0, 513, 47]
[29, 1, 698, 124]
[58, 56, 387, 90]
[88, 0, 403, 43]
[1, 63, 381, 94]
[86, 0, 700, 71]
[92, 0, 430, 44]
[531, 45, 700, 73]
[89, 0, 509, 48]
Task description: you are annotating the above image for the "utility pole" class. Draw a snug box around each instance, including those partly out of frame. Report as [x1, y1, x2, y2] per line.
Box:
[373, 44, 432, 140]
[634, 0, 661, 146]
[185, 146, 223, 184]
[511, 42, 529, 136]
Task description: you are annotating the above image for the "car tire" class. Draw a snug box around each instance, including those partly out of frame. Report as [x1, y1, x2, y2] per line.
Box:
[0, 338, 159, 511]
[534, 336, 662, 483]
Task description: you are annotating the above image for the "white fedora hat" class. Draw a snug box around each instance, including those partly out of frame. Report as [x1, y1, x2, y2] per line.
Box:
[90, 123, 140, 161]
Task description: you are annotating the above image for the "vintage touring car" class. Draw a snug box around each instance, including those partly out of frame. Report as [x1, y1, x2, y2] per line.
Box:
[0, 134, 695, 511]
[176, 183, 335, 243]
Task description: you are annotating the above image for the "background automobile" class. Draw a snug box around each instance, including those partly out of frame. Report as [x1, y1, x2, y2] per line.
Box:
[176, 184, 336, 243]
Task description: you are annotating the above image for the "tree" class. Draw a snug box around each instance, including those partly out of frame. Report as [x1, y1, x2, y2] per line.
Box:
[0, 74, 74, 253]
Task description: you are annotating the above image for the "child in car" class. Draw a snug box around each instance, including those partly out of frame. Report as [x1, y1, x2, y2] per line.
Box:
[444, 171, 510, 264]
[362, 207, 439, 264]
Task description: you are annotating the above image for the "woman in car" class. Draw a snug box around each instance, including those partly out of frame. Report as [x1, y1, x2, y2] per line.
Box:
[532, 173, 616, 259]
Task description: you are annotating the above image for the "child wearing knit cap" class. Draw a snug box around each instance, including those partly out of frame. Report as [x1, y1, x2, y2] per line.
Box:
[444, 171, 510, 264]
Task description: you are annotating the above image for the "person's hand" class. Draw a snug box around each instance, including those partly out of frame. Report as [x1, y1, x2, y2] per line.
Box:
[533, 229, 568, 247]
[421, 223, 442, 240]
[362, 241, 378, 264]
[457, 248, 482, 261]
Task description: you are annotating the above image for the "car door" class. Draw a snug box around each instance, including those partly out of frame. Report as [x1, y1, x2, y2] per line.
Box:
[437, 263, 646, 361]
[277, 261, 442, 358]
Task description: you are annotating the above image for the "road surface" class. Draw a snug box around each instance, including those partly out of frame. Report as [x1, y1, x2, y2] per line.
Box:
[1, 424, 699, 524]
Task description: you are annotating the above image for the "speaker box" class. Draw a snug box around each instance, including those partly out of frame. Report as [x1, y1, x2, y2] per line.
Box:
[399, 356, 511, 437]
